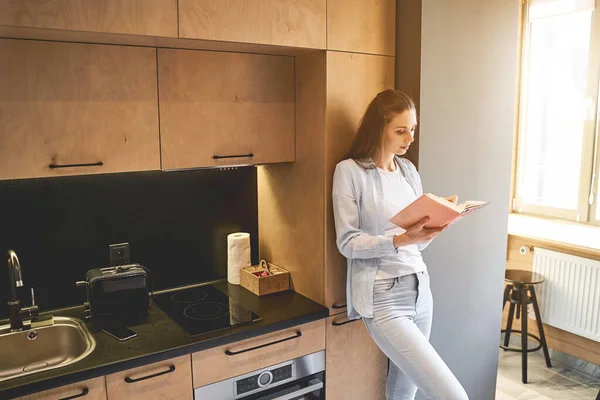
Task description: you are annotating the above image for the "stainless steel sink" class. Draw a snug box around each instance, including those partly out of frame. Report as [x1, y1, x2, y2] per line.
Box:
[0, 316, 96, 382]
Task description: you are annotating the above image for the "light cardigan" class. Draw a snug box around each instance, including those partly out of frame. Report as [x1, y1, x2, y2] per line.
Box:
[332, 156, 429, 319]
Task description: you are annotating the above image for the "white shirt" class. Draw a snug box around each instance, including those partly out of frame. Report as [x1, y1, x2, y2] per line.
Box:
[375, 164, 427, 279]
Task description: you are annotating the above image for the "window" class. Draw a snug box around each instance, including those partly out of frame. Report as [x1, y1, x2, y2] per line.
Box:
[514, 0, 600, 224]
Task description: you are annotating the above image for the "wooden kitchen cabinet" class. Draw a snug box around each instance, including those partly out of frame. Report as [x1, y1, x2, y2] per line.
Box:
[178, 0, 326, 49]
[15, 376, 107, 400]
[257, 51, 395, 312]
[0, 0, 178, 37]
[326, 315, 387, 400]
[324, 51, 395, 313]
[191, 319, 325, 389]
[106, 355, 192, 400]
[157, 48, 295, 170]
[0, 39, 160, 180]
[327, 0, 396, 56]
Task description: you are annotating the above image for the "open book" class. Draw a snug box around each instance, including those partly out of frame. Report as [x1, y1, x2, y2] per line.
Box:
[389, 193, 490, 229]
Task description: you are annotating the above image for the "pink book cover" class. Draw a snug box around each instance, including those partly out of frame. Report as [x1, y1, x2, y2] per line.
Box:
[389, 194, 490, 229]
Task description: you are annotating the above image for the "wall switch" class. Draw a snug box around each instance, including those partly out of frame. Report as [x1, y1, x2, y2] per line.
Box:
[109, 242, 130, 266]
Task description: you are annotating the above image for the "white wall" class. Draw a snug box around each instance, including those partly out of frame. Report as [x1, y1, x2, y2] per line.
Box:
[418, 0, 519, 399]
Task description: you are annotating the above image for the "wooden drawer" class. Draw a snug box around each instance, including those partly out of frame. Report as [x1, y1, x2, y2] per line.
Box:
[16, 376, 106, 400]
[192, 319, 326, 389]
[325, 315, 386, 400]
[0, 0, 178, 37]
[106, 355, 192, 400]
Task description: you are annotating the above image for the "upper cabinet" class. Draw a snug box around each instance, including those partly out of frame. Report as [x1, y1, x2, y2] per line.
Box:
[178, 0, 326, 49]
[0, 39, 160, 180]
[327, 0, 396, 56]
[157, 48, 295, 170]
[0, 0, 178, 37]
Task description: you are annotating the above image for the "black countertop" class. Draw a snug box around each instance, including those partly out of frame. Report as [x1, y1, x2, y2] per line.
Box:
[0, 280, 329, 399]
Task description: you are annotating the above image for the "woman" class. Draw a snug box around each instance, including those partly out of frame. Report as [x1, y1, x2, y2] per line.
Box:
[332, 90, 469, 400]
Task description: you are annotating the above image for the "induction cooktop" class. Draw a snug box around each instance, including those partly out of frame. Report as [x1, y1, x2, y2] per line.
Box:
[153, 284, 261, 337]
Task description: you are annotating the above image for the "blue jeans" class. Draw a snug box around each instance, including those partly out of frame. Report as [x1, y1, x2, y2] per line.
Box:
[363, 272, 469, 400]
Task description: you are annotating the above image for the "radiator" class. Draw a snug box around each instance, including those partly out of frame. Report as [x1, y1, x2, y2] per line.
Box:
[532, 247, 600, 342]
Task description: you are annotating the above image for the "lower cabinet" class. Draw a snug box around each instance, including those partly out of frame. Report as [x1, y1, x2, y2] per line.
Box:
[105, 355, 192, 400]
[191, 319, 326, 390]
[16, 376, 107, 400]
[326, 315, 387, 400]
[14, 319, 387, 400]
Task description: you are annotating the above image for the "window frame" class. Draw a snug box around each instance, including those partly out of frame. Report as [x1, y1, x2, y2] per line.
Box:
[512, 0, 600, 226]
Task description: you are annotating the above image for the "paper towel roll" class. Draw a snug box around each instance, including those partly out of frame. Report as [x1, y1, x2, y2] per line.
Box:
[227, 232, 251, 285]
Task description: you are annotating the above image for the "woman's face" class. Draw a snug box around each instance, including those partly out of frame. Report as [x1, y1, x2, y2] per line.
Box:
[381, 110, 417, 156]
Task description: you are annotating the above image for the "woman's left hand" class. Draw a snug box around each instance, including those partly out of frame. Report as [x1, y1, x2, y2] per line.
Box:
[444, 195, 458, 204]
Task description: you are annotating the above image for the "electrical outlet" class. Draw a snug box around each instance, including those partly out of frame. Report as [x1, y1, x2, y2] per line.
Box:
[109, 242, 130, 266]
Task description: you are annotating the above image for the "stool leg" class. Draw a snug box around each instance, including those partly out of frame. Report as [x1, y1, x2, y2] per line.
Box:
[504, 301, 516, 349]
[503, 284, 512, 311]
[521, 286, 529, 384]
[530, 286, 552, 368]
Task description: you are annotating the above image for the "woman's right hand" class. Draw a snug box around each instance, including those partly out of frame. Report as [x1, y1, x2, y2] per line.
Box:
[393, 217, 448, 247]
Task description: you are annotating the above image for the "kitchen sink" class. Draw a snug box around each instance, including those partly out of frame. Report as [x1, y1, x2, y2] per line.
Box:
[0, 316, 96, 382]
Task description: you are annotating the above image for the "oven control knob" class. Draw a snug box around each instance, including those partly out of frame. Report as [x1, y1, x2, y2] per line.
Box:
[257, 371, 273, 387]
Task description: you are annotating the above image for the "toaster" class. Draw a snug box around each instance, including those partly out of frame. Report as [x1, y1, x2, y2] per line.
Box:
[77, 264, 150, 323]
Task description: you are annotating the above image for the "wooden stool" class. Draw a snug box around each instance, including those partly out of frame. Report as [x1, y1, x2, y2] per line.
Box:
[501, 269, 552, 383]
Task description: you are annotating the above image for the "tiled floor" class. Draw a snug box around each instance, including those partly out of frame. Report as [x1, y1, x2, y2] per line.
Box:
[496, 349, 600, 399]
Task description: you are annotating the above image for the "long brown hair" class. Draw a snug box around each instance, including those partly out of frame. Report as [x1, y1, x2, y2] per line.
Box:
[346, 89, 416, 163]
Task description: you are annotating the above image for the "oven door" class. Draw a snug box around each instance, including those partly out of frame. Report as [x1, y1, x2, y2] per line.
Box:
[241, 372, 325, 400]
[193, 351, 325, 400]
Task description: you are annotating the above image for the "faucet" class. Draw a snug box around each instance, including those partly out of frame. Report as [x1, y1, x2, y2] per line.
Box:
[7, 250, 38, 331]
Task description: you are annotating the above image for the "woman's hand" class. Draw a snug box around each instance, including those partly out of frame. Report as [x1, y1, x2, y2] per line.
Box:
[393, 217, 449, 247]
[445, 195, 458, 204]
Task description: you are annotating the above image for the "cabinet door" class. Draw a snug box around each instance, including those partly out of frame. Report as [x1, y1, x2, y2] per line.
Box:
[106, 355, 192, 400]
[327, 0, 396, 56]
[324, 51, 395, 313]
[192, 319, 325, 389]
[0, 39, 160, 180]
[0, 0, 177, 37]
[179, 0, 326, 49]
[158, 48, 294, 170]
[16, 376, 107, 400]
[326, 316, 387, 400]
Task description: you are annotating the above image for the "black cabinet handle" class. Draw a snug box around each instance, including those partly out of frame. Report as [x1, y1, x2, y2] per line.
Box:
[124, 365, 175, 383]
[213, 153, 254, 160]
[49, 162, 103, 169]
[332, 303, 347, 309]
[332, 319, 359, 327]
[59, 388, 89, 400]
[225, 331, 302, 356]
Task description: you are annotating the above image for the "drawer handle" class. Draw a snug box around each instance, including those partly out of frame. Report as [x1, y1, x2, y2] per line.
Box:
[58, 388, 89, 400]
[332, 303, 347, 309]
[332, 319, 359, 327]
[124, 365, 176, 383]
[213, 153, 254, 160]
[49, 162, 104, 169]
[225, 331, 302, 356]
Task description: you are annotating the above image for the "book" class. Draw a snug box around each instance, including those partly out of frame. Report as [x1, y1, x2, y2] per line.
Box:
[389, 193, 490, 229]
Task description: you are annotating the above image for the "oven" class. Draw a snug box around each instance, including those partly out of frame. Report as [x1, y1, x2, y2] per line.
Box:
[194, 350, 325, 400]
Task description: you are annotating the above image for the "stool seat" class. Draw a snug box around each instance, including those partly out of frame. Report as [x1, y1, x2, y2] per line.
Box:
[501, 273, 552, 383]
[505, 269, 544, 285]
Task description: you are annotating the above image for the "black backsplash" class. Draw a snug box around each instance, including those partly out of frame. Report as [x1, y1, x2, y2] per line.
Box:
[0, 168, 259, 319]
